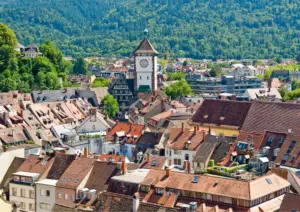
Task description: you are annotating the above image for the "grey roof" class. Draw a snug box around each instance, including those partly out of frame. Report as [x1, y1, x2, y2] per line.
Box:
[32, 89, 76, 103]
[193, 142, 216, 163]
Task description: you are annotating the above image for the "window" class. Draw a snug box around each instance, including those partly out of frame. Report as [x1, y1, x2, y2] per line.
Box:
[156, 188, 164, 195]
[21, 189, 25, 197]
[40, 202, 45, 209]
[12, 187, 17, 196]
[287, 141, 296, 154]
[21, 176, 26, 183]
[29, 203, 34, 211]
[46, 190, 50, 197]
[20, 202, 26, 210]
[147, 76, 149, 80]
[29, 190, 34, 199]
[174, 158, 182, 165]
[185, 154, 189, 161]
[40, 189, 45, 196]
[65, 193, 68, 200]
[46, 203, 51, 210]
[140, 76, 142, 80]
[140, 185, 150, 193]
[13, 176, 20, 182]
[57, 193, 62, 199]
[174, 150, 181, 155]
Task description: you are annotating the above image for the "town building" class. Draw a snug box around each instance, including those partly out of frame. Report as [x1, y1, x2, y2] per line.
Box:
[35, 179, 58, 212]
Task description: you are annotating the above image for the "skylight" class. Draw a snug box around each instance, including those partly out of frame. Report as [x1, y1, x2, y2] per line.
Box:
[192, 176, 199, 183]
[62, 177, 65, 182]
[266, 178, 272, 184]
[74, 179, 79, 183]
[151, 160, 158, 166]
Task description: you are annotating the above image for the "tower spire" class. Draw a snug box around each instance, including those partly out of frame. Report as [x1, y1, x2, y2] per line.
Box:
[144, 28, 149, 39]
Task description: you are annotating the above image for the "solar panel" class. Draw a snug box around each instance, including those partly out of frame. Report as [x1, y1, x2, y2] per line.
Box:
[266, 178, 272, 184]
[192, 176, 199, 183]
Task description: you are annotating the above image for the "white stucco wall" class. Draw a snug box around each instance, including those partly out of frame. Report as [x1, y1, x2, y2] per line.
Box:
[35, 183, 56, 212]
[165, 148, 196, 169]
[9, 183, 35, 212]
[0, 148, 25, 184]
[136, 56, 157, 90]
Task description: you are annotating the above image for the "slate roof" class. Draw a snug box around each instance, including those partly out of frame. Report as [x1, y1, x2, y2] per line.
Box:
[56, 157, 96, 189]
[279, 193, 300, 211]
[192, 99, 251, 128]
[32, 89, 76, 103]
[193, 142, 216, 164]
[242, 101, 300, 134]
[85, 161, 121, 192]
[46, 153, 76, 180]
[134, 39, 159, 54]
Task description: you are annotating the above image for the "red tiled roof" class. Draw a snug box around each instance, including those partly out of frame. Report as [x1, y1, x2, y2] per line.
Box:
[17, 155, 55, 178]
[139, 155, 167, 170]
[98, 154, 125, 163]
[166, 128, 204, 151]
[46, 153, 76, 180]
[242, 101, 300, 134]
[236, 131, 265, 150]
[150, 110, 172, 122]
[106, 122, 144, 144]
[279, 193, 300, 211]
[56, 157, 96, 189]
[192, 100, 251, 128]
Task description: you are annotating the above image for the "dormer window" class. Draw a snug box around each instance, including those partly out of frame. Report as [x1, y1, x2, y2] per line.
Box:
[155, 188, 164, 195]
[203, 115, 208, 119]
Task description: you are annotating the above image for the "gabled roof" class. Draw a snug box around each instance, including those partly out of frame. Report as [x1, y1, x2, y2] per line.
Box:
[134, 39, 158, 55]
[279, 193, 300, 211]
[85, 161, 120, 192]
[242, 101, 300, 134]
[192, 100, 252, 128]
[56, 157, 96, 189]
[46, 153, 76, 180]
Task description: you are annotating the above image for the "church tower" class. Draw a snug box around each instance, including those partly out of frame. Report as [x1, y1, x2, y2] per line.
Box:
[134, 29, 158, 93]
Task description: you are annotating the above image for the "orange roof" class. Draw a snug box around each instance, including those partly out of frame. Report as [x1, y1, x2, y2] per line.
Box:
[141, 170, 290, 200]
[139, 155, 167, 170]
[150, 110, 172, 122]
[98, 154, 125, 163]
[106, 122, 144, 144]
[166, 128, 204, 151]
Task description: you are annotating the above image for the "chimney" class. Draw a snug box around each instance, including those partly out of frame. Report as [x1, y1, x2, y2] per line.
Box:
[202, 131, 206, 142]
[201, 203, 206, 212]
[231, 95, 236, 101]
[161, 99, 164, 110]
[83, 147, 88, 158]
[185, 161, 190, 173]
[197, 125, 200, 131]
[208, 126, 211, 135]
[181, 123, 184, 133]
[20, 109, 24, 118]
[194, 125, 197, 134]
[168, 159, 172, 166]
[121, 159, 127, 174]
[133, 192, 140, 212]
[147, 153, 150, 162]
[165, 166, 171, 177]
[11, 129, 14, 137]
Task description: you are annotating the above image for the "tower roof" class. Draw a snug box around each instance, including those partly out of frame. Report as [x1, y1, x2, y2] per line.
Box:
[134, 39, 159, 55]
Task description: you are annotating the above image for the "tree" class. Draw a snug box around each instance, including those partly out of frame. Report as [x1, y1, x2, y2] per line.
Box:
[283, 89, 300, 101]
[296, 53, 300, 63]
[167, 71, 185, 81]
[165, 80, 193, 99]
[73, 57, 87, 75]
[91, 78, 110, 87]
[278, 87, 288, 99]
[183, 60, 188, 66]
[0, 77, 17, 92]
[101, 94, 119, 118]
[274, 56, 282, 64]
[0, 24, 17, 48]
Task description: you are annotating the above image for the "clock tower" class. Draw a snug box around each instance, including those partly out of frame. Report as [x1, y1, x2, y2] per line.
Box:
[134, 29, 158, 93]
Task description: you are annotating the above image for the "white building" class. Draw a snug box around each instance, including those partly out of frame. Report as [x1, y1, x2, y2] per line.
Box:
[9, 171, 39, 212]
[35, 179, 58, 212]
[134, 29, 158, 92]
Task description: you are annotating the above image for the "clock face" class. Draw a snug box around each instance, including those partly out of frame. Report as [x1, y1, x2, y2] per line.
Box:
[140, 59, 149, 68]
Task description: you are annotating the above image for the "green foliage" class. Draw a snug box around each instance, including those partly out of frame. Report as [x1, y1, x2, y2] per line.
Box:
[2, 0, 300, 59]
[278, 87, 288, 98]
[0, 23, 17, 48]
[209, 67, 223, 77]
[0, 24, 68, 92]
[62, 81, 80, 87]
[296, 53, 300, 63]
[165, 80, 193, 99]
[101, 94, 119, 118]
[91, 78, 110, 87]
[283, 88, 300, 101]
[26, 140, 35, 144]
[167, 71, 185, 81]
[158, 59, 167, 71]
[265, 63, 300, 78]
[73, 57, 87, 75]
[292, 80, 300, 90]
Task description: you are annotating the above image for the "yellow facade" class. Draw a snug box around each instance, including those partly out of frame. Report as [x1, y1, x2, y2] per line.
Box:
[201, 126, 239, 137]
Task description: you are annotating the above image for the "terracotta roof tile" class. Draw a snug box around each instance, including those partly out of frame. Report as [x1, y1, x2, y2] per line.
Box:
[139, 155, 167, 170]
[56, 157, 96, 189]
[192, 100, 251, 128]
[279, 193, 300, 211]
[46, 153, 76, 180]
[166, 128, 204, 151]
[150, 110, 172, 122]
[98, 154, 125, 163]
[242, 101, 300, 134]
[134, 39, 159, 54]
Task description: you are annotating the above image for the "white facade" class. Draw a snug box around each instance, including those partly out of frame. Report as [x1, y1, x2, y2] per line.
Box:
[9, 183, 35, 212]
[0, 148, 25, 184]
[165, 147, 197, 169]
[135, 55, 157, 91]
[35, 179, 57, 212]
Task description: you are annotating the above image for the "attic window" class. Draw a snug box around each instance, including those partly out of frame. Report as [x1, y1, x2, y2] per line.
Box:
[220, 117, 225, 121]
[62, 177, 65, 182]
[74, 179, 79, 183]
[192, 176, 199, 183]
[68, 178, 72, 182]
[151, 160, 158, 166]
[203, 115, 208, 119]
[266, 178, 272, 184]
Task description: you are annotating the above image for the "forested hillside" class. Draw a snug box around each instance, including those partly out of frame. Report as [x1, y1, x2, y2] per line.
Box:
[1, 0, 300, 59]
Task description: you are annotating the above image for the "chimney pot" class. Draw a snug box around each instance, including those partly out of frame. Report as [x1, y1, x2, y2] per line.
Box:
[121, 159, 126, 174]
[165, 167, 171, 177]
[194, 125, 197, 134]
[83, 147, 88, 158]
[181, 123, 184, 133]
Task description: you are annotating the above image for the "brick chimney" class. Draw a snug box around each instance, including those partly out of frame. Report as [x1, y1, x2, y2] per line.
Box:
[208, 126, 211, 135]
[20, 109, 24, 118]
[194, 125, 197, 134]
[186, 161, 191, 174]
[168, 159, 172, 166]
[165, 167, 171, 177]
[147, 153, 150, 162]
[181, 123, 184, 133]
[121, 159, 127, 175]
[83, 147, 88, 157]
